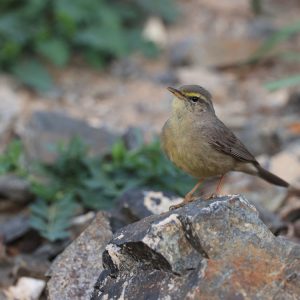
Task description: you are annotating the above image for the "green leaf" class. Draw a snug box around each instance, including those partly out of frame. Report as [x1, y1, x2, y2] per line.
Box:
[11, 59, 53, 91]
[280, 51, 300, 62]
[29, 195, 78, 241]
[36, 38, 70, 66]
[251, 21, 300, 62]
[264, 75, 300, 91]
[111, 140, 126, 162]
[0, 140, 25, 175]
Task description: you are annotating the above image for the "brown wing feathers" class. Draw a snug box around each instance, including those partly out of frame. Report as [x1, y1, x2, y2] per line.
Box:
[205, 120, 257, 164]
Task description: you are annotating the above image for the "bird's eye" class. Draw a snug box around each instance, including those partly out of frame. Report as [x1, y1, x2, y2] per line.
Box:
[189, 96, 199, 103]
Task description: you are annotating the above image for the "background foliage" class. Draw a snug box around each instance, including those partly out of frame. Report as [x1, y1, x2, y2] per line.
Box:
[0, 0, 177, 90]
[250, 20, 300, 90]
[0, 137, 194, 241]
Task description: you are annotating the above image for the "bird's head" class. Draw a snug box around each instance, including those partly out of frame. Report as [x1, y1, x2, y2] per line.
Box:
[167, 85, 215, 115]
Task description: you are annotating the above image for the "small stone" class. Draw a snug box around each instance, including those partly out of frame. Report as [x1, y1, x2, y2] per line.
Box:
[47, 212, 112, 300]
[143, 17, 167, 48]
[3, 277, 45, 300]
[0, 212, 30, 243]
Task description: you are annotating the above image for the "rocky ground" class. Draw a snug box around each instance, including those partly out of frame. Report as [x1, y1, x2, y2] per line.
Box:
[47, 195, 300, 300]
[0, 0, 300, 299]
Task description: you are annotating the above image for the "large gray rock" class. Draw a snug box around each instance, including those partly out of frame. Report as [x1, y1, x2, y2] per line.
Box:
[92, 195, 300, 300]
[22, 111, 117, 163]
[47, 212, 112, 300]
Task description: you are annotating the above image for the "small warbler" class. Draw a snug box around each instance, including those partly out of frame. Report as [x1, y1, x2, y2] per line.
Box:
[161, 85, 289, 210]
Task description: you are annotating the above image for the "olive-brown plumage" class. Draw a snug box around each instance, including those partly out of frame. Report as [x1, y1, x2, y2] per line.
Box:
[161, 85, 289, 209]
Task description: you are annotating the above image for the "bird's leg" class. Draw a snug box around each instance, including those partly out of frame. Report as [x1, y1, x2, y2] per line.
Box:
[207, 175, 225, 199]
[169, 179, 204, 210]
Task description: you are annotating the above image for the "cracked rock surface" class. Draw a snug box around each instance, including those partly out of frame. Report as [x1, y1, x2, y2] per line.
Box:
[92, 195, 300, 300]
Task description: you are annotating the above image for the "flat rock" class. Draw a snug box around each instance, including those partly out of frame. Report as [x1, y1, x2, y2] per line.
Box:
[93, 195, 300, 300]
[21, 111, 117, 163]
[47, 212, 112, 300]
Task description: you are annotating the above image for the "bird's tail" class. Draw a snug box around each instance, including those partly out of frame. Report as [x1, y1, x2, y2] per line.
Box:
[256, 164, 289, 188]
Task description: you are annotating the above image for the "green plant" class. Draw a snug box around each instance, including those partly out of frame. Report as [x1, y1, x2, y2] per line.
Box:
[0, 140, 27, 176]
[249, 21, 300, 91]
[24, 136, 195, 241]
[0, 0, 177, 91]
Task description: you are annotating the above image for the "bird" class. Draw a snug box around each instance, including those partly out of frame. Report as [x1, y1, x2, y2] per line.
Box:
[161, 85, 289, 210]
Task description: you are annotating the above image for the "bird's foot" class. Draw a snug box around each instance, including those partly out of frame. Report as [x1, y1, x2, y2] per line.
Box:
[206, 193, 218, 200]
[169, 193, 195, 210]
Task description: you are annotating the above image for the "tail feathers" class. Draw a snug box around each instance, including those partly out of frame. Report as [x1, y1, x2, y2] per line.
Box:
[256, 164, 289, 188]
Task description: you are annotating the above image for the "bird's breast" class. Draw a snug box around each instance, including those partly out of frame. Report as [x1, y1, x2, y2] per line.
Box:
[161, 116, 235, 178]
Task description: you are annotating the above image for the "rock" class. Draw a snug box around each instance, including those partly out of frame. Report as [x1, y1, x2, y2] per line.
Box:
[0, 212, 30, 243]
[269, 143, 300, 186]
[153, 70, 178, 85]
[110, 58, 142, 79]
[143, 17, 167, 48]
[111, 189, 183, 230]
[233, 117, 281, 156]
[198, 0, 250, 15]
[0, 175, 32, 209]
[3, 277, 46, 300]
[92, 195, 300, 299]
[169, 38, 195, 67]
[252, 200, 288, 235]
[247, 18, 276, 38]
[121, 127, 144, 151]
[285, 92, 300, 115]
[0, 78, 22, 148]
[47, 212, 112, 300]
[12, 254, 51, 280]
[21, 111, 117, 163]
[221, 170, 288, 212]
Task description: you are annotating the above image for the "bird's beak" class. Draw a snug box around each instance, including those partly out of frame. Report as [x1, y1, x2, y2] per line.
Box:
[167, 87, 185, 100]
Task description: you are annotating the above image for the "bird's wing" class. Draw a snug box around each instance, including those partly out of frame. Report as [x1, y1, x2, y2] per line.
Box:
[204, 119, 257, 164]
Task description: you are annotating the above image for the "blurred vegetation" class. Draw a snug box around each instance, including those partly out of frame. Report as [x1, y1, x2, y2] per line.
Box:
[250, 20, 300, 91]
[0, 0, 177, 91]
[0, 137, 194, 241]
[0, 140, 27, 176]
